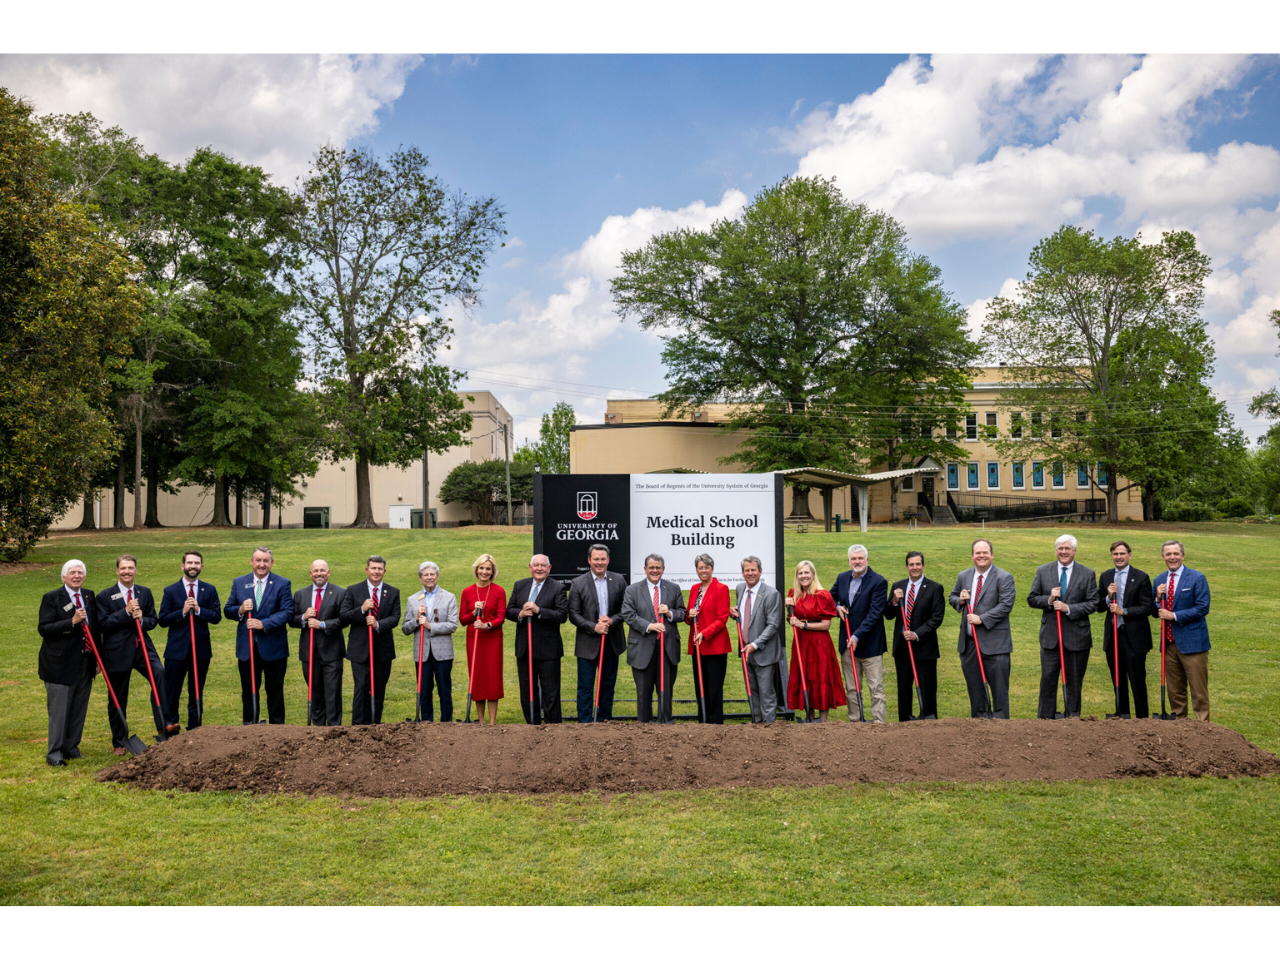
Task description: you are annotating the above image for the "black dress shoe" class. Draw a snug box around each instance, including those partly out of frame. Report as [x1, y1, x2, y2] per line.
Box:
[46, 757, 67, 767]
[65, 748, 82, 759]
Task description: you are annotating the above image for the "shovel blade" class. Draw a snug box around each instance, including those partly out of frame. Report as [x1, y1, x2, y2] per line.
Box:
[1158, 712, 1178, 720]
[919, 714, 937, 720]
[124, 734, 147, 756]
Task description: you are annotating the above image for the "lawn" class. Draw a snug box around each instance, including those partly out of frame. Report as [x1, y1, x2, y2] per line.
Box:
[1, 522, 1277, 904]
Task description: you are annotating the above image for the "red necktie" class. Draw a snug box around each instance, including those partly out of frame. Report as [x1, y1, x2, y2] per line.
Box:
[314, 587, 321, 613]
[188, 584, 195, 601]
[371, 586, 380, 619]
[905, 581, 916, 623]
[652, 583, 661, 621]
[1166, 572, 1176, 610]
[973, 573, 984, 603]
[127, 587, 133, 605]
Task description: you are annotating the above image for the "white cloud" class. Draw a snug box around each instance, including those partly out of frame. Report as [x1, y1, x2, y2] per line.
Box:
[0, 54, 421, 183]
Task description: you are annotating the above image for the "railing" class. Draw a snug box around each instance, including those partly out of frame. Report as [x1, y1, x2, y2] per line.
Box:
[946, 491, 1078, 522]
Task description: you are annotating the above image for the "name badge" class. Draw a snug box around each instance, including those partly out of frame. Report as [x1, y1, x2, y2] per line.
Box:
[111, 592, 123, 601]
[63, 602, 74, 612]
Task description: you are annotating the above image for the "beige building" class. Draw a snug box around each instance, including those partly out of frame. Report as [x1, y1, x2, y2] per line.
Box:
[570, 368, 1143, 525]
[56, 391, 518, 530]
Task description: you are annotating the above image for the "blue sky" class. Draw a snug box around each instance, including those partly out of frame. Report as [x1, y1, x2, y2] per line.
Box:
[3, 53, 1279, 445]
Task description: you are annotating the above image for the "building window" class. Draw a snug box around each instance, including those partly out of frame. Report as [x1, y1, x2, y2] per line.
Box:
[1011, 412, 1024, 439]
[946, 422, 958, 440]
[1031, 412, 1043, 437]
[947, 463, 959, 490]
[967, 462, 980, 489]
[1077, 462, 1090, 488]
[1052, 462, 1065, 488]
[1051, 416, 1062, 440]
[965, 414, 978, 440]
[1032, 461, 1045, 489]
[1012, 462, 1025, 489]
[900, 473, 915, 492]
[987, 462, 1000, 489]
[1096, 462, 1108, 487]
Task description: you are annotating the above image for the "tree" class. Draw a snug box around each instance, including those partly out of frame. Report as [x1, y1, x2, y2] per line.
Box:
[513, 401, 575, 473]
[611, 175, 977, 518]
[438, 459, 534, 524]
[984, 226, 1227, 522]
[0, 90, 143, 559]
[290, 144, 504, 527]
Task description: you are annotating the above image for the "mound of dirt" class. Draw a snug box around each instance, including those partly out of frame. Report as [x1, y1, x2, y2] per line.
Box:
[98, 717, 1280, 798]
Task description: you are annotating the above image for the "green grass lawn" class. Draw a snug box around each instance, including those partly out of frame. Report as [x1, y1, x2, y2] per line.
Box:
[2, 522, 1277, 904]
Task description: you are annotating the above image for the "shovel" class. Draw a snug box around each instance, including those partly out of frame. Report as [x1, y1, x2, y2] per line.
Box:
[1053, 608, 1069, 719]
[307, 625, 316, 727]
[786, 602, 818, 723]
[592, 629, 606, 723]
[133, 619, 168, 742]
[733, 618, 754, 720]
[1156, 607, 1177, 720]
[902, 624, 935, 721]
[464, 601, 483, 723]
[367, 623, 378, 725]
[527, 618, 542, 725]
[838, 615, 866, 722]
[188, 613, 203, 725]
[1105, 606, 1130, 719]
[82, 624, 146, 756]
[655, 613, 672, 724]
[692, 606, 707, 724]
[966, 600, 994, 719]
[247, 625, 264, 724]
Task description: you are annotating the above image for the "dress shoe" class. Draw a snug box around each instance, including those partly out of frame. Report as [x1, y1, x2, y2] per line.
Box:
[113, 747, 127, 756]
[46, 757, 67, 767]
[65, 748, 82, 759]
[166, 724, 180, 735]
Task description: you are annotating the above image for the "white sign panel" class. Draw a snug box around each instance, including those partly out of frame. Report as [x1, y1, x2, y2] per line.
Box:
[630, 473, 777, 587]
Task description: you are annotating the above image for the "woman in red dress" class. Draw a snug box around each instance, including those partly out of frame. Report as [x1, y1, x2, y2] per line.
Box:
[786, 560, 847, 721]
[686, 553, 732, 723]
[459, 553, 505, 724]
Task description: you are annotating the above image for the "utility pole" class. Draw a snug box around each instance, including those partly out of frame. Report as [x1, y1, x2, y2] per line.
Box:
[502, 420, 513, 525]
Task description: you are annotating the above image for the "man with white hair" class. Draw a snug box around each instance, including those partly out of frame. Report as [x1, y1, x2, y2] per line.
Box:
[506, 554, 569, 724]
[1027, 533, 1099, 718]
[831, 544, 889, 722]
[402, 561, 459, 722]
[37, 560, 100, 766]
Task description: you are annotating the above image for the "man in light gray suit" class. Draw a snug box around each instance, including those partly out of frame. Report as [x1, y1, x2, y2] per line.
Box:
[949, 538, 1016, 718]
[620, 553, 686, 723]
[728, 555, 785, 723]
[402, 560, 459, 722]
[1027, 533, 1098, 718]
[567, 543, 628, 722]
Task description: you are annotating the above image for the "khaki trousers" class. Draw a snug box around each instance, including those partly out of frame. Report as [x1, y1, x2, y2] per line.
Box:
[1165, 644, 1210, 722]
[840, 649, 886, 723]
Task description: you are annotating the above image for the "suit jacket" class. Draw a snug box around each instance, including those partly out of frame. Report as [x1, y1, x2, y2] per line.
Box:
[686, 578, 732, 655]
[340, 581, 401, 663]
[506, 577, 569, 661]
[1028, 562, 1098, 651]
[225, 573, 294, 661]
[402, 588, 459, 662]
[157, 579, 222, 660]
[290, 581, 347, 663]
[1153, 566, 1211, 654]
[1096, 565, 1155, 656]
[37, 586, 100, 686]
[831, 568, 888, 657]
[568, 571, 628, 660]
[621, 578, 686, 671]
[949, 566, 1016, 655]
[885, 576, 946, 660]
[734, 580, 784, 667]
[95, 583, 159, 672]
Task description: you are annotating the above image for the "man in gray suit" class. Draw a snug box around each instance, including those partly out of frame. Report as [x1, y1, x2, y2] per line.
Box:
[290, 559, 347, 725]
[402, 560, 459, 722]
[568, 543, 628, 722]
[1027, 533, 1098, 718]
[728, 555, 785, 723]
[949, 538, 1017, 718]
[620, 553, 686, 723]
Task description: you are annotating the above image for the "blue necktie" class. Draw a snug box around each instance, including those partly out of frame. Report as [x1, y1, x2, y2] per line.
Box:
[1059, 567, 1068, 599]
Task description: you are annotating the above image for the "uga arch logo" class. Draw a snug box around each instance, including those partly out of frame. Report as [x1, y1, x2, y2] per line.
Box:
[576, 491, 598, 521]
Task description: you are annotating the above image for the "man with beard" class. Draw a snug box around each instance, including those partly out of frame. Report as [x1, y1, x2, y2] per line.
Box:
[157, 551, 221, 730]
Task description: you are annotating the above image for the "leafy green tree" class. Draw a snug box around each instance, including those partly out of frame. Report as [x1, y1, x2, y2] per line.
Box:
[290, 144, 503, 527]
[611, 175, 976, 518]
[438, 459, 533, 524]
[985, 226, 1228, 521]
[513, 401, 576, 473]
[0, 90, 143, 558]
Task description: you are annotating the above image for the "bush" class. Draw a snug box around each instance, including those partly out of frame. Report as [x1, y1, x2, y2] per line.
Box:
[1215, 497, 1254, 518]
[1162, 500, 1215, 522]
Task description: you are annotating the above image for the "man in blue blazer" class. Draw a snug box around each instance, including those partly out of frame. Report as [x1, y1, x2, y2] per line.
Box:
[831, 544, 888, 722]
[157, 550, 221, 730]
[224, 546, 293, 724]
[1154, 539, 1212, 721]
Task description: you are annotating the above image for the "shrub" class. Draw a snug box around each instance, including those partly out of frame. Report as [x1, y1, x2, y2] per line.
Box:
[1215, 497, 1254, 518]
[1162, 500, 1215, 522]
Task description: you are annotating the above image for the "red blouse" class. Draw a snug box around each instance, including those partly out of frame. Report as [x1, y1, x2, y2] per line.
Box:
[686, 577, 731, 655]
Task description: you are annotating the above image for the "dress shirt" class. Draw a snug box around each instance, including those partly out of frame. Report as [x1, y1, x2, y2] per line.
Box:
[847, 571, 865, 607]
[593, 575, 609, 619]
[905, 575, 923, 608]
[182, 578, 201, 600]
[419, 587, 439, 616]
[65, 586, 85, 607]
[1166, 564, 1182, 621]
[1113, 565, 1128, 626]
[529, 578, 545, 605]
[116, 582, 134, 603]
[366, 581, 382, 607]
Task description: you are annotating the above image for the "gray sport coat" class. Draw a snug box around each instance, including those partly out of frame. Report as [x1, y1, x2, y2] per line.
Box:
[621, 578, 686, 671]
[401, 588, 459, 661]
[734, 580, 784, 667]
[949, 565, 1016, 655]
[1027, 561, 1098, 651]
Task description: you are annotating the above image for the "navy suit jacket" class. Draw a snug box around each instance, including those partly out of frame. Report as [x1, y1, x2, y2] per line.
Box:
[1153, 566, 1211, 654]
[831, 568, 888, 657]
[224, 574, 294, 661]
[158, 579, 222, 660]
[95, 583, 159, 673]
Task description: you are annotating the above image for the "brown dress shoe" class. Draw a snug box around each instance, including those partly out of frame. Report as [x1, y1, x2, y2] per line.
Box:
[113, 747, 127, 756]
[166, 724, 180, 735]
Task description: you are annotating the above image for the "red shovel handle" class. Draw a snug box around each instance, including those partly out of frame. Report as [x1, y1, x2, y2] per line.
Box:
[733, 619, 752, 697]
[188, 613, 201, 699]
[966, 602, 990, 685]
[82, 623, 124, 712]
[134, 618, 163, 707]
[368, 625, 376, 699]
[839, 615, 862, 695]
[1055, 607, 1067, 685]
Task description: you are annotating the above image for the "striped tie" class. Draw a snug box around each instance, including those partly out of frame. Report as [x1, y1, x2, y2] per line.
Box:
[905, 581, 916, 624]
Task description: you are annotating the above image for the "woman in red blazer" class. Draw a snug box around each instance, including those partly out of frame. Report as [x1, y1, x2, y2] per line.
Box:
[687, 553, 732, 723]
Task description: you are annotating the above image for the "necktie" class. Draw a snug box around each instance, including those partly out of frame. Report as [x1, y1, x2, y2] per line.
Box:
[743, 589, 753, 633]
[188, 583, 195, 601]
[905, 582, 916, 624]
[1059, 566, 1069, 599]
[314, 588, 322, 618]
[371, 585, 380, 619]
[1166, 571, 1176, 610]
[530, 580, 541, 604]
[75, 592, 89, 650]
[971, 573, 984, 635]
[254, 578, 264, 609]
[653, 583, 661, 622]
[127, 587, 133, 605]
[1115, 570, 1126, 626]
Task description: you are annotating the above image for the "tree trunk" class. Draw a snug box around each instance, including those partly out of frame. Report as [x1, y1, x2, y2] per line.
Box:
[889, 479, 900, 522]
[145, 456, 162, 527]
[211, 476, 231, 526]
[1142, 481, 1156, 522]
[261, 476, 272, 529]
[235, 481, 244, 527]
[114, 457, 127, 528]
[133, 405, 144, 530]
[349, 455, 378, 527]
[78, 485, 97, 529]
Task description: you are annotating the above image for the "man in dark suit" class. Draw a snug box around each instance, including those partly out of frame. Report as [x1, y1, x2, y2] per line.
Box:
[157, 550, 220, 731]
[290, 558, 347, 725]
[95, 554, 170, 750]
[950, 538, 1017, 718]
[224, 546, 294, 724]
[37, 559, 99, 766]
[1097, 540, 1156, 718]
[832, 544, 888, 722]
[1028, 533, 1099, 718]
[620, 553, 686, 723]
[506, 553, 569, 724]
[567, 543, 628, 722]
[340, 555, 401, 725]
[884, 550, 947, 721]
[1154, 539, 1212, 721]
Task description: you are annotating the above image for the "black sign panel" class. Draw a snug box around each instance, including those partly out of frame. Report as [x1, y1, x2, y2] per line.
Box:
[534, 474, 633, 584]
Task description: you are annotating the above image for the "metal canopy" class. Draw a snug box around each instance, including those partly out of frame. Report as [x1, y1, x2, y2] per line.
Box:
[778, 461, 942, 533]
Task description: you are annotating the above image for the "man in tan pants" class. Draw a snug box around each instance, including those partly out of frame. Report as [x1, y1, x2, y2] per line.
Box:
[1154, 540, 1211, 721]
